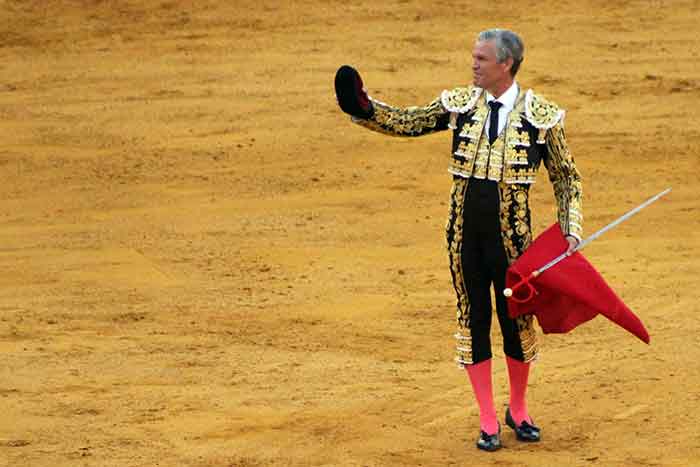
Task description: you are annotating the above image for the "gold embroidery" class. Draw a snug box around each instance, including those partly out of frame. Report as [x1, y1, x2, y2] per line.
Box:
[501, 110, 537, 184]
[454, 330, 474, 367]
[507, 125, 531, 148]
[449, 98, 512, 181]
[458, 105, 487, 139]
[504, 145, 528, 166]
[454, 140, 474, 159]
[498, 184, 519, 263]
[503, 168, 538, 184]
[445, 177, 474, 367]
[513, 187, 532, 249]
[517, 315, 538, 362]
[448, 92, 544, 184]
[498, 183, 538, 362]
[441, 86, 482, 113]
[544, 123, 583, 240]
[353, 96, 448, 137]
[524, 89, 565, 130]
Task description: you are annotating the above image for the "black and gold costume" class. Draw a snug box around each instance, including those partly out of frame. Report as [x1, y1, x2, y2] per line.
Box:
[353, 86, 582, 366]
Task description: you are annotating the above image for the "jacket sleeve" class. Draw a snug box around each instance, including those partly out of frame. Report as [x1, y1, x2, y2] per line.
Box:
[543, 123, 583, 241]
[351, 96, 450, 137]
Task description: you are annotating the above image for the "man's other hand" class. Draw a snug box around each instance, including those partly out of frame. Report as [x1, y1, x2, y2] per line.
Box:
[565, 235, 579, 255]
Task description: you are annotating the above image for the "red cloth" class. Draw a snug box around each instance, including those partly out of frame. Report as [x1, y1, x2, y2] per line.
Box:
[505, 224, 650, 344]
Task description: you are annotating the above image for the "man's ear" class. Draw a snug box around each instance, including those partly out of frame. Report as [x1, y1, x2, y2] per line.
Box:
[502, 56, 514, 75]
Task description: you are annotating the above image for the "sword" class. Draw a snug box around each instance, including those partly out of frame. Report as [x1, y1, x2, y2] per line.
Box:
[503, 188, 671, 298]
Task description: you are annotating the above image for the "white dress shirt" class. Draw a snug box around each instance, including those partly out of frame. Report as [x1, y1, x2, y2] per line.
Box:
[484, 81, 519, 138]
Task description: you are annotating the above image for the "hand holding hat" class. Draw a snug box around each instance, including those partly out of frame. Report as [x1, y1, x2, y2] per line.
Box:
[334, 65, 374, 119]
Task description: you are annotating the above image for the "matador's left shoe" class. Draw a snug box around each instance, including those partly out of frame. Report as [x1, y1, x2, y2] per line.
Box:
[505, 407, 541, 442]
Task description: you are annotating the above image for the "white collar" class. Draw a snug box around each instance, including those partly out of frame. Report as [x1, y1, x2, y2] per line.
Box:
[485, 81, 519, 112]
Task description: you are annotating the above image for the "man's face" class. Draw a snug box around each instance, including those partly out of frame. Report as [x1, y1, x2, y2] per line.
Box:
[472, 40, 513, 92]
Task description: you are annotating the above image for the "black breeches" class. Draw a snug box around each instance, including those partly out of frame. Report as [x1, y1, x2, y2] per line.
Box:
[462, 179, 525, 363]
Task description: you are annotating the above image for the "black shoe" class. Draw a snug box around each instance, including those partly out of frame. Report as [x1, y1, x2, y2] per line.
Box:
[476, 424, 502, 452]
[505, 407, 541, 442]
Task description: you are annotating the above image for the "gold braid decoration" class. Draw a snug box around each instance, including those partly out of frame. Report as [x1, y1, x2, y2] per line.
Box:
[543, 123, 584, 240]
[440, 86, 481, 113]
[498, 182, 538, 363]
[516, 314, 538, 363]
[352, 96, 449, 137]
[524, 89, 565, 131]
[499, 185, 520, 262]
[445, 177, 474, 367]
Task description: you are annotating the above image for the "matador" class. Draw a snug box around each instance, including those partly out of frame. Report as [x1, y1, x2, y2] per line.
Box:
[335, 29, 582, 451]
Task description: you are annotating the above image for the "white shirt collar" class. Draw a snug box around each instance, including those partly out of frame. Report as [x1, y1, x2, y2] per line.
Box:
[485, 81, 519, 112]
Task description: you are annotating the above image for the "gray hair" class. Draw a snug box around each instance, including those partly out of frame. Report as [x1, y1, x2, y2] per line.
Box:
[477, 29, 524, 76]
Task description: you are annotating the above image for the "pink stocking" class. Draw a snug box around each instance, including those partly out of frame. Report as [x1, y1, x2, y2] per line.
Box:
[465, 359, 499, 435]
[506, 356, 532, 425]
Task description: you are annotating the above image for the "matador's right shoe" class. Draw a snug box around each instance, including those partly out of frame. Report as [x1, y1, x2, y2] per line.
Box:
[476, 424, 502, 452]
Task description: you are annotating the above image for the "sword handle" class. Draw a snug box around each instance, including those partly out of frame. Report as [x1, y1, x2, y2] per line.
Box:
[503, 271, 538, 303]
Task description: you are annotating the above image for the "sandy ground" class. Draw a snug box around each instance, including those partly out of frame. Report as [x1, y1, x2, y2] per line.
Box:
[0, 1, 699, 466]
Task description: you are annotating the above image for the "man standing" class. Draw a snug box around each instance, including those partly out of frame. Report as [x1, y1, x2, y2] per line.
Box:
[335, 29, 582, 451]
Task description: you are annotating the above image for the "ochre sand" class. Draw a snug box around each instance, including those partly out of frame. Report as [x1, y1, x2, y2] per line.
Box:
[1, 1, 698, 466]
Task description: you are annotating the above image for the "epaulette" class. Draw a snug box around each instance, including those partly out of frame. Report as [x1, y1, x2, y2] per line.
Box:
[440, 86, 482, 113]
[524, 89, 565, 129]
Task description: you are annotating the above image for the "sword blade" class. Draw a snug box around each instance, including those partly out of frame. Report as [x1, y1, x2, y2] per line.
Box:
[575, 187, 671, 252]
[536, 187, 671, 275]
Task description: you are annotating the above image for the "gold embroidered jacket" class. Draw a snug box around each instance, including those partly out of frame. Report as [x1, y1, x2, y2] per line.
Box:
[353, 85, 583, 241]
[352, 85, 582, 365]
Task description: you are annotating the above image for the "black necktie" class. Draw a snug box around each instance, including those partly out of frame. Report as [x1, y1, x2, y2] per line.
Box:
[488, 101, 503, 144]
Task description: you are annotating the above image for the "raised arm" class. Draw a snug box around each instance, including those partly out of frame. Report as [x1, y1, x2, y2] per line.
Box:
[352, 96, 449, 137]
[335, 65, 450, 137]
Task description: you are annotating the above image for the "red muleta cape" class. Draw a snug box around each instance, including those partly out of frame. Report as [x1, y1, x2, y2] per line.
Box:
[505, 224, 650, 344]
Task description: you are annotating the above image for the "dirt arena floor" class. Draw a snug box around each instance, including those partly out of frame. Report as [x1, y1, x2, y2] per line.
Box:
[1, 1, 698, 466]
